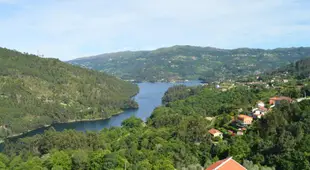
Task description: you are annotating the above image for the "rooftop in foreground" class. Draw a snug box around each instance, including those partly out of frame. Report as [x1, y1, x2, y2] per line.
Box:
[206, 157, 246, 170]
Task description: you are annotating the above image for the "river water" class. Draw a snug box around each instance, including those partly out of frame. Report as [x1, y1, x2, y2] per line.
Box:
[12, 81, 202, 139]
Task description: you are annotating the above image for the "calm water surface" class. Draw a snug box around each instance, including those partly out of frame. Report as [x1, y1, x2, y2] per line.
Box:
[15, 81, 201, 138]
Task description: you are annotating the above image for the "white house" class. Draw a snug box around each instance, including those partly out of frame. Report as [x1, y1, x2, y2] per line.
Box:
[252, 101, 268, 119]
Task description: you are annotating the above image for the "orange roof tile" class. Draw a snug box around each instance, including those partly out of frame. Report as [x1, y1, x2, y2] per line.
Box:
[270, 97, 279, 100]
[208, 128, 221, 135]
[206, 158, 228, 170]
[238, 114, 252, 120]
[270, 96, 292, 101]
[206, 157, 246, 170]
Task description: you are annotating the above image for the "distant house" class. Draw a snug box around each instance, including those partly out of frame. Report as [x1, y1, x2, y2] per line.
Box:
[237, 128, 246, 136]
[206, 157, 246, 170]
[252, 101, 268, 119]
[257, 101, 265, 108]
[252, 107, 268, 119]
[237, 114, 253, 126]
[208, 128, 223, 138]
[269, 96, 292, 106]
[237, 131, 244, 136]
[245, 81, 266, 85]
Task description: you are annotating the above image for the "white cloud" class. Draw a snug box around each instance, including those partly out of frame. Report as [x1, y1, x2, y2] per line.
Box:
[0, 0, 310, 60]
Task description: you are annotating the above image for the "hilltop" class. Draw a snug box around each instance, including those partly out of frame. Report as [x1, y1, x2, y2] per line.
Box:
[69, 45, 310, 82]
[0, 47, 138, 137]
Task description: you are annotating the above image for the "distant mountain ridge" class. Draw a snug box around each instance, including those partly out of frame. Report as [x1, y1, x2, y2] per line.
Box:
[0, 47, 138, 137]
[68, 45, 310, 82]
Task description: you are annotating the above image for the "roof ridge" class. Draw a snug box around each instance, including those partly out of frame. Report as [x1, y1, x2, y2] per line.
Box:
[231, 159, 247, 170]
[214, 157, 232, 170]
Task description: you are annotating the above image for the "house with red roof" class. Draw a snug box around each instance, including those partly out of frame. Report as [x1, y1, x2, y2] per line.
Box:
[237, 114, 253, 126]
[269, 96, 292, 106]
[208, 128, 223, 138]
[206, 157, 246, 170]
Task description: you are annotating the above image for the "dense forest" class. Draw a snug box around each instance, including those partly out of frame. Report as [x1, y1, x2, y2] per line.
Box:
[267, 57, 310, 79]
[0, 47, 138, 138]
[3, 74, 310, 169]
[1, 48, 310, 169]
[69, 45, 310, 82]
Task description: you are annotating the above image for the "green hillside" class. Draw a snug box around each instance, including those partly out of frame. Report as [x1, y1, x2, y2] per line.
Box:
[69, 45, 310, 82]
[0, 47, 138, 137]
[2, 48, 310, 169]
[5, 81, 310, 169]
[268, 57, 310, 79]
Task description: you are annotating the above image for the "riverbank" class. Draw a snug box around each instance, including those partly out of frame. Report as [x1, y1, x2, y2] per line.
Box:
[66, 110, 124, 123]
[2, 81, 202, 143]
[4, 110, 127, 141]
[128, 79, 201, 84]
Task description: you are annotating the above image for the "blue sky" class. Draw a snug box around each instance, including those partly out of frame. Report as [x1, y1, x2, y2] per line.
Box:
[1, 0, 310, 61]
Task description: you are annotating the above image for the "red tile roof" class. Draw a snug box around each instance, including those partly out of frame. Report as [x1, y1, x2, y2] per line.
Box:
[206, 158, 229, 170]
[238, 114, 252, 120]
[270, 96, 292, 101]
[206, 157, 246, 170]
[208, 128, 221, 135]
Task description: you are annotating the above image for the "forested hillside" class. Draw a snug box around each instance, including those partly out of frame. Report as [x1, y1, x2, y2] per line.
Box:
[267, 57, 310, 79]
[0, 47, 138, 137]
[69, 46, 310, 82]
[5, 79, 310, 169]
[1, 49, 310, 169]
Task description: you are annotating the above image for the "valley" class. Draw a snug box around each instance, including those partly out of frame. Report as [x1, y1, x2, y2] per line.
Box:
[1, 47, 310, 170]
[6, 81, 201, 140]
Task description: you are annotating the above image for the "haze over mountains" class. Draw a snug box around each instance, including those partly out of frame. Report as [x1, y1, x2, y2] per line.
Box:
[69, 45, 310, 82]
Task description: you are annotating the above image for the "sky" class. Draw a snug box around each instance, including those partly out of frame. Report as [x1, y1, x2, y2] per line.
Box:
[1, 0, 310, 61]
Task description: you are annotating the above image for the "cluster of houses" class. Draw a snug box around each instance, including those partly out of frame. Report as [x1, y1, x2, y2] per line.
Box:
[208, 96, 292, 139]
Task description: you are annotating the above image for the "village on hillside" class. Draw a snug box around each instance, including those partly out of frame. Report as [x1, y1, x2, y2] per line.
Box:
[208, 96, 294, 141]
[207, 74, 310, 142]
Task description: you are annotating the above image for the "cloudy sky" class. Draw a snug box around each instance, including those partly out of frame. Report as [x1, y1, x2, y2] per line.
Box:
[1, 0, 310, 60]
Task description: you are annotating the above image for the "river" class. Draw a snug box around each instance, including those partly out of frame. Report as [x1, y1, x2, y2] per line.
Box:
[10, 81, 202, 139]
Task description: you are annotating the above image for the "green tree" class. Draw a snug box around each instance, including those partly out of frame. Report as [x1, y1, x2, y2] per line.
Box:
[121, 117, 143, 129]
[135, 159, 152, 170]
[228, 137, 250, 162]
[48, 151, 72, 170]
[89, 149, 111, 170]
[72, 150, 89, 170]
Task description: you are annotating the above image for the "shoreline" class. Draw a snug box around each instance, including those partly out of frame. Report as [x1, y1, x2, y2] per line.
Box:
[3, 87, 141, 141]
[4, 109, 128, 141]
[130, 79, 200, 84]
[3, 80, 200, 142]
